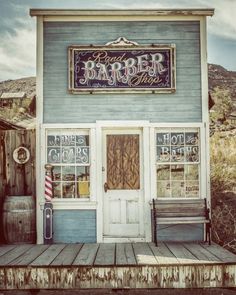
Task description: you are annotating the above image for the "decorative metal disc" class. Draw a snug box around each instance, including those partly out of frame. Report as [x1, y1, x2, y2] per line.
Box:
[13, 147, 30, 164]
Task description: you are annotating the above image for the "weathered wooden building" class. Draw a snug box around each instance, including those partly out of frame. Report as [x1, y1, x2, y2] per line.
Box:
[0, 92, 26, 108]
[2, 7, 236, 292]
[30, 8, 214, 245]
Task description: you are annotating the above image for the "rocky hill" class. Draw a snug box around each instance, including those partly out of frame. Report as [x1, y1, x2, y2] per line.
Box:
[0, 77, 36, 98]
[208, 64, 236, 105]
[0, 77, 36, 129]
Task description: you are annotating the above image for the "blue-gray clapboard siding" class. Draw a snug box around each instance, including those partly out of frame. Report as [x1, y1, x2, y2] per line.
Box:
[53, 210, 96, 243]
[43, 21, 202, 123]
[157, 224, 204, 242]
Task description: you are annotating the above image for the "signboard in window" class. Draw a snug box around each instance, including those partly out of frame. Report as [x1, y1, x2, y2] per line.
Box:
[68, 38, 176, 93]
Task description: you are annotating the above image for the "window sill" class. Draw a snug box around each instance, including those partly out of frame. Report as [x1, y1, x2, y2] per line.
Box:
[40, 200, 97, 210]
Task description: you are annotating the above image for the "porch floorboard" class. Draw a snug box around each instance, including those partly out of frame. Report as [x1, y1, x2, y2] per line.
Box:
[0, 242, 236, 289]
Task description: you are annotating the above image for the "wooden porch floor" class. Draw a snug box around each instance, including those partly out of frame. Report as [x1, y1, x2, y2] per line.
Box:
[0, 242, 236, 289]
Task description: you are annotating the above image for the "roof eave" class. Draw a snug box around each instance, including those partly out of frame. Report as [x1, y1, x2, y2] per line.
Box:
[30, 8, 215, 17]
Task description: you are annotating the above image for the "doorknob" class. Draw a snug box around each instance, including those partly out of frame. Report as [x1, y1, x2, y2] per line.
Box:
[104, 182, 109, 193]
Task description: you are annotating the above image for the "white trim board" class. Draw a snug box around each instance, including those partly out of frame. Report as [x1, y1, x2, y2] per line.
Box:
[42, 15, 207, 22]
[35, 16, 44, 244]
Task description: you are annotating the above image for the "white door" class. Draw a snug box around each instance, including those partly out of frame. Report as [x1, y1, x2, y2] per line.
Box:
[103, 129, 144, 240]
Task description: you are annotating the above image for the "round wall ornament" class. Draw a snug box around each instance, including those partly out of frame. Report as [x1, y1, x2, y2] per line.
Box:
[13, 147, 30, 164]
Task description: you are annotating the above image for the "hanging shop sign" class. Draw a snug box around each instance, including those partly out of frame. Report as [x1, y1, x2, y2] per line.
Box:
[68, 37, 176, 94]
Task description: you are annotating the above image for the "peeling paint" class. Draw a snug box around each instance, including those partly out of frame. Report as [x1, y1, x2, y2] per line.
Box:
[0, 265, 236, 290]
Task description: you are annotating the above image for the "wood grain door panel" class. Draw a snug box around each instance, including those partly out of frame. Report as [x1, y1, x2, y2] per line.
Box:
[106, 134, 140, 190]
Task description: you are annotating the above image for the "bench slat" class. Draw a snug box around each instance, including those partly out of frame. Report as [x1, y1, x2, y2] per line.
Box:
[157, 218, 210, 224]
[157, 212, 205, 218]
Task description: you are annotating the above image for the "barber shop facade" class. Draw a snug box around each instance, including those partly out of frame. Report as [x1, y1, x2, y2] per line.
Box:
[31, 9, 214, 244]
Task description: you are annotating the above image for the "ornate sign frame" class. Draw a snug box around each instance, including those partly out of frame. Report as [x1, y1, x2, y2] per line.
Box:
[68, 37, 176, 94]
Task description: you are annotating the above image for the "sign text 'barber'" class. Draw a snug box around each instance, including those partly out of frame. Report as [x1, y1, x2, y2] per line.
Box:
[68, 44, 175, 93]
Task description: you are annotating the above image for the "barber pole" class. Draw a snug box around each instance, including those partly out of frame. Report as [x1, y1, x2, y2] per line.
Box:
[44, 164, 53, 244]
[45, 171, 53, 202]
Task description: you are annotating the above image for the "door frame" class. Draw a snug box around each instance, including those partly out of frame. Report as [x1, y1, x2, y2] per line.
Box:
[102, 129, 144, 241]
[96, 121, 151, 243]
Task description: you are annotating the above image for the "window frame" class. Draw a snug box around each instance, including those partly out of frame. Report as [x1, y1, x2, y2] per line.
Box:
[46, 129, 90, 199]
[41, 125, 96, 205]
[150, 123, 206, 201]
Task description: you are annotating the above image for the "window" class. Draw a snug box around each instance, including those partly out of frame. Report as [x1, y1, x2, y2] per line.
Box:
[156, 128, 200, 198]
[46, 130, 90, 199]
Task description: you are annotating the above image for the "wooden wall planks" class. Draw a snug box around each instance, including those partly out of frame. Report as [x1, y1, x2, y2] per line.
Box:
[0, 130, 36, 244]
[52, 210, 96, 243]
[43, 21, 202, 123]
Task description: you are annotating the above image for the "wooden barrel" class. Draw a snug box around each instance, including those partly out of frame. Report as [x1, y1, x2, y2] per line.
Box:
[3, 195, 36, 244]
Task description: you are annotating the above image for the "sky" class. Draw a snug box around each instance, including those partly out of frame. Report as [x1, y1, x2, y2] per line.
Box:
[0, 0, 235, 81]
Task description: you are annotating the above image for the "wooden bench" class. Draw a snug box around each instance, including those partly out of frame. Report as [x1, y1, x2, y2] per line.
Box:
[152, 198, 211, 246]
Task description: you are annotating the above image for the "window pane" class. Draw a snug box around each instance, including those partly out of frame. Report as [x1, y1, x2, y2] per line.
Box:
[53, 166, 61, 181]
[157, 181, 171, 198]
[156, 165, 170, 180]
[76, 135, 89, 146]
[76, 167, 90, 198]
[47, 135, 60, 147]
[185, 146, 199, 162]
[62, 147, 75, 163]
[76, 166, 90, 181]
[157, 132, 170, 145]
[61, 135, 76, 146]
[62, 166, 75, 181]
[171, 165, 184, 180]
[77, 182, 90, 198]
[170, 132, 184, 146]
[47, 147, 61, 163]
[62, 182, 75, 198]
[171, 181, 185, 198]
[171, 146, 184, 162]
[185, 165, 198, 180]
[157, 146, 170, 162]
[186, 181, 199, 198]
[53, 182, 61, 198]
[185, 132, 199, 145]
[76, 147, 90, 164]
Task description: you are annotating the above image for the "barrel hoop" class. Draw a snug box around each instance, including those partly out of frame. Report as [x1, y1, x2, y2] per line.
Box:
[3, 209, 34, 213]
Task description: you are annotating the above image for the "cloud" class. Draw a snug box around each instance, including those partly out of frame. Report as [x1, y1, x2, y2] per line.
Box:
[0, 0, 235, 81]
[0, 25, 36, 81]
[206, 0, 236, 41]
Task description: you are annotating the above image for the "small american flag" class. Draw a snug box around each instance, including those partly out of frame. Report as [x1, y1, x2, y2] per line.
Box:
[45, 166, 53, 202]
